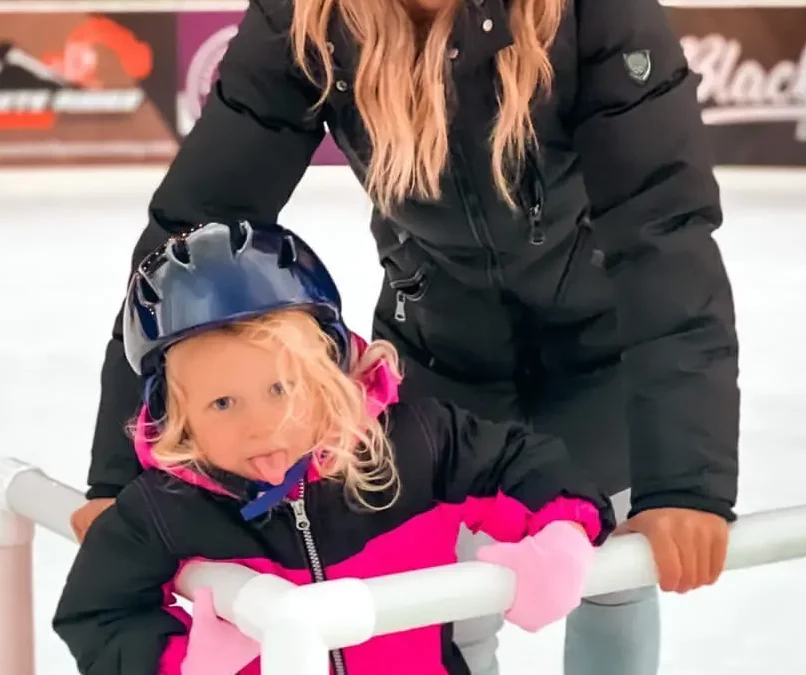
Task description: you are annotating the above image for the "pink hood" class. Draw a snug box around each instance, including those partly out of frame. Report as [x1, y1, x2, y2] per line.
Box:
[132, 333, 401, 495]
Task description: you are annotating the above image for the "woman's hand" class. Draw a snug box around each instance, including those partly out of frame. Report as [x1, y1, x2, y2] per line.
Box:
[70, 498, 115, 543]
[617, 507, 730, 593]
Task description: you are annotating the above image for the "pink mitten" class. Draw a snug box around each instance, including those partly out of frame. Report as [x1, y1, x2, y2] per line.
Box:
[476, 521, 596, 632]
[180, 587, 260, 675]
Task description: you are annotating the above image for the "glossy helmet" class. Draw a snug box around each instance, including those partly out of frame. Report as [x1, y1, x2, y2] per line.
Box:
[122, 220, 350, 379]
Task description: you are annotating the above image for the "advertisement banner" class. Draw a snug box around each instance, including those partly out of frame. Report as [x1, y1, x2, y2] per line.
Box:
[175, 11, 241, 138]
[1, 5, 803, 168]
[176, 10, 347, 165]
[667, 6, 806, 166]
[0, 12, 180, 165]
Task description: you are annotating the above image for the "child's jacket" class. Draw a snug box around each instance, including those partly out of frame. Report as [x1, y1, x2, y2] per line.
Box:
[54, 361, 615, 675]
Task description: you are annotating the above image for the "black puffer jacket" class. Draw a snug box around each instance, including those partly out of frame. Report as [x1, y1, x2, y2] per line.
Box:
[86, 0, 739, 520]
[58, 398, 616, 675]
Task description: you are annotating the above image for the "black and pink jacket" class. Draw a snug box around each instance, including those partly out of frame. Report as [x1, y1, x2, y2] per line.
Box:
[54, 349, 615, 675]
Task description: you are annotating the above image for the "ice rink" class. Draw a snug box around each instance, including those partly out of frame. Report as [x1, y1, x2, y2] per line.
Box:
[1, 165, 804, 674]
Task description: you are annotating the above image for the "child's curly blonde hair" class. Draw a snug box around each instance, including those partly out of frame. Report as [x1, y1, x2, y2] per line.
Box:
[139, 309, 402, 510]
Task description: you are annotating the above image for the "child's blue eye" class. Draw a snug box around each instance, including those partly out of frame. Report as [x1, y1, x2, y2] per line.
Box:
[269, 382, 285, 396]
[212, 396, 233, 411]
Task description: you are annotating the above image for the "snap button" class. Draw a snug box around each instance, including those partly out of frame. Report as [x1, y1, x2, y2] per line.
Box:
[482, 18, 493, 32]
[326, 41, 335, 54]
[447, 46, 459, 60]
[335, 79, 348, 92]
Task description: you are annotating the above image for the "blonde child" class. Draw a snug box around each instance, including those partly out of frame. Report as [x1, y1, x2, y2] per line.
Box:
[54, 221, 614, 675]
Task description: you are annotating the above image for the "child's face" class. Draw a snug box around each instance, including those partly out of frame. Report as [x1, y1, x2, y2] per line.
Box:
[168, 330, 320, 485]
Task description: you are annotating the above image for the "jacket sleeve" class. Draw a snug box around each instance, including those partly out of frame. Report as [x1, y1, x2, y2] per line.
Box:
[568, 0, 740, 521]
[53, 480, 186, 675]
[86, 0, 326, 498]
[413, 399, 616, 545]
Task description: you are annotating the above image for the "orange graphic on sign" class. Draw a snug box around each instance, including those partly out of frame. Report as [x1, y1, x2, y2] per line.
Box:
[41, 16, 153, 88]
[0, 112, 53, 130]
[0, 16, 153, 131]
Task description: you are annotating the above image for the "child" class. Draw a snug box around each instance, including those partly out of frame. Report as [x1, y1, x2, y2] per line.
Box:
[53, 221, 615, 675]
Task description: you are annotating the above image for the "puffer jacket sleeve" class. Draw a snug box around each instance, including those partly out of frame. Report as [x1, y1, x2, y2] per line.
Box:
[53, 478, 186, 675]
[411, 399, 616, 545]
[86, 0, 326, 499]
[568, 0, 739, 520]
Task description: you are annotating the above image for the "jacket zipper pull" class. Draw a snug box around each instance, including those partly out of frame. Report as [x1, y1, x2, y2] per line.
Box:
[529, 182, 546, 244]
[289, 498, 311, 531]
[529, 199, 543, 224]
[394, 290, 407, 322]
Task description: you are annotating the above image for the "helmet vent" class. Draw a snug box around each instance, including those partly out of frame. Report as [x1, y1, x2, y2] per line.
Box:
[231, 221, 250, 253]
[169, 238, 191, 265]
[278, 233, 298, 268]
[136, 276, 160, 306]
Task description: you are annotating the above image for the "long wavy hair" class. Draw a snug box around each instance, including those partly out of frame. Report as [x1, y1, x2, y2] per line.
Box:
[291, 0, 565, 214]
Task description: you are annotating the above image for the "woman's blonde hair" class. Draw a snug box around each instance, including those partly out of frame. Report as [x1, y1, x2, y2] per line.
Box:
[141, 310, 402, 510]
[291, 0, 565, 214]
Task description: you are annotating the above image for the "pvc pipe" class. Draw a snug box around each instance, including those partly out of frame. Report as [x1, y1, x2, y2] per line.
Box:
[259, 625, 329, 675]
[0, 511, 35, 675]
[584, 504, 806, 597]
[360, 561, 516, 637]
[183, 505, 806, 651]
[176, 561, 263, 632]
[174, 506, 806, 653]
[0, 459, 85, 543]
[3, 457, 806, 661]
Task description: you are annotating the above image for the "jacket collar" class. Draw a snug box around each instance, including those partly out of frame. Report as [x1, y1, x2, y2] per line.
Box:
[449, 0, 514, 73]
[325, 0, 514, 77]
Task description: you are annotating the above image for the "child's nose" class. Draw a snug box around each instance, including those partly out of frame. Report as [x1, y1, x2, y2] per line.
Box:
[245, 406, 277, 438]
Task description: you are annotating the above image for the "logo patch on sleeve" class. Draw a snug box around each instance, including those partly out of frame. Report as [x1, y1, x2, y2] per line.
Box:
[624, 50, 652, 85]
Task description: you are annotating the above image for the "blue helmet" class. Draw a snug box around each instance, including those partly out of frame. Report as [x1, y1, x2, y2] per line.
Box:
[123, 220, 350, 378]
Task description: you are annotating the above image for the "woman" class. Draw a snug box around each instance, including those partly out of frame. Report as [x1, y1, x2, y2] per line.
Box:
[71, 0, 739, 674]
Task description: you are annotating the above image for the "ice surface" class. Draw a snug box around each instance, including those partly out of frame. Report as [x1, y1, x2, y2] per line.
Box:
[0, 166, 804, 674]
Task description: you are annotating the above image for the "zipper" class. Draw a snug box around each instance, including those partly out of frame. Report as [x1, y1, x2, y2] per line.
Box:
[521, 149, 546, 245]
[288, 480, 348, 675]
[551, 214, 594, 306]
[390, 262, 430, 323]
[448, 143, 504, 287]
[394, 290, 407, 322]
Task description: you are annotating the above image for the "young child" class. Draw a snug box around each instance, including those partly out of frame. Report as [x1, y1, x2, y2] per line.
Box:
[53, 221, 615, 675]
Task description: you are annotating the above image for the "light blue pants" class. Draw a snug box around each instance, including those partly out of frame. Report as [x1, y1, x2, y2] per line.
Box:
[453, 490, 661, 675]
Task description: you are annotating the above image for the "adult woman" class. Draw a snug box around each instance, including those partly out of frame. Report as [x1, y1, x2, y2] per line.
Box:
[71, 0, 739, 673]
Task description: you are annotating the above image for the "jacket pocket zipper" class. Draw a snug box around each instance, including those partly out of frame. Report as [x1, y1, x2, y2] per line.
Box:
[552, 216, 593, 307]
[522, 150, 547, 244]
[388, 262, 433, 322]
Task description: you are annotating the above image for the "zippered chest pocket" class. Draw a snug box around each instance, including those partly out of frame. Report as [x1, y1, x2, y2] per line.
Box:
[375, 228, 437, 314]
[388, 258, 434, 302]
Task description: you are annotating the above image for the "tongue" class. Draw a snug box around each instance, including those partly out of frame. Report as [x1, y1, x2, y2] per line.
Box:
[251, 452, 290, 485]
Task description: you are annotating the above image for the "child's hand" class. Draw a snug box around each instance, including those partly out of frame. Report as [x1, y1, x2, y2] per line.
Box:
[70, 498, 115, 543]
[476, 521, 595, 632]
[181, 587, 260, 675]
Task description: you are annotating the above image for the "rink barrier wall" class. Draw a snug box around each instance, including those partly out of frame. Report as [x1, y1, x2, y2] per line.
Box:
[2, 164, 805, 202]
[0, 0, 804, 168]
[2, 458, 806, 675]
